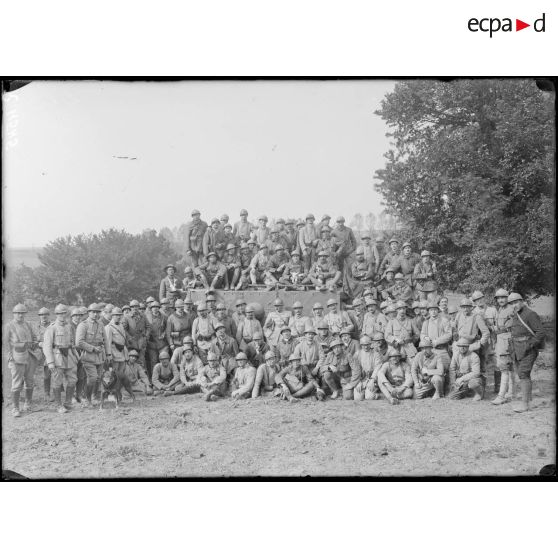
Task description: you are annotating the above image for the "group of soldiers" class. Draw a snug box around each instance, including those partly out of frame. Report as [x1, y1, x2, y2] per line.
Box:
[5, 278, 545, 417]
[170, 209, 437, 297]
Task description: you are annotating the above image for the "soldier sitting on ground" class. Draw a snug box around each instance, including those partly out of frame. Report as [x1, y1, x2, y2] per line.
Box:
[377, 348, 414, 405]
[198, 351, 228, 401]
[277, 354, 323, 402]
[125, 349, 153, 395]
[280, 250, 310, 290]
[411, 337, 445, 400]
[231, 353, 257, 399]
[152, 351, 180, 395]
[252, 350, 281, 398]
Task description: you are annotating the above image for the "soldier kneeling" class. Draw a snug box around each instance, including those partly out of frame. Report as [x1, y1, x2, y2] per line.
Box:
[277, 354, 323, 402]
[411, 337, 445, 400]
[377, 348, 414, 405]
[448, 338, 484, 401]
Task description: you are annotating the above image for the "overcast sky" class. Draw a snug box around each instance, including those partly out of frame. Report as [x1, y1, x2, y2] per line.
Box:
[3, 80, 395, 247]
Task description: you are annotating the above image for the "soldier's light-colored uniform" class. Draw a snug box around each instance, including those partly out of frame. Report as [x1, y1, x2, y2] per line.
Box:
[385, 317, 420, 359]
[411, 350, 444, 398]
[5, 319, 37, 395]
[317, 348, 361, 400]
[236, 316, 263, 348]
[152, 361, 180, 393]
[76, 317, 111, 392]
[263, 309, 291, 347]
[252, 362, 280, 397]
[362, 310, 388, 337]
[125, 360, 151, 393]
[377, 359, 414, 401]
[173, 354, 204, 394]
[420, 317, 452, 371]
[448, 349, 483, 399]
[166, 310, 194, 350]
[232, 364, 257, 399]
[198, 363, 227, 398]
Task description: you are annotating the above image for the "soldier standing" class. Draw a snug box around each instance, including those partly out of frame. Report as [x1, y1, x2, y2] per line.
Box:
[222, 243, 241, 290]
[254, 215, 270, 245]
[4, 304, 38, 417]
[76, 303, 111, 407]
[325, 298, 353, 336]
[159, 265, 182, 306]
[145, 300, 168, 380]
[43, 304, 79, 414]
[397, 242, 421, 286]
[359, 232, 380, 275]
[263, 298, 291, 347]
[331, 216, 357, 271]
[105, 307, 128, 381]
[413, 250, 437, 293]
[283, 219, 298, 253]
[236, 305, 264, 350]
[471, 290, 498, 393]
[288, 301, 310, 341]
[184, 209, 208, 268]
[491, 289, 515, 405]
[379, 238, 401, 276]
[203, 217, 227, 260]
[298, 213, 319, 270]
[507, 293, 546, 413]
[420, 302, 452, 374]
[233, 209, 252, 243]
[33, 307, 52, 402]
[315, 214, 332, 237]
[124, 300, 151, 369]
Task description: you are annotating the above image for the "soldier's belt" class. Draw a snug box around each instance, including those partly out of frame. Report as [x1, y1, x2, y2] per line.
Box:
[55, 346, 70, 357]
[513, 336, 530, 342]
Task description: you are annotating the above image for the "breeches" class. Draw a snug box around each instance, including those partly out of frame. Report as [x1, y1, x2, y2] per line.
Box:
[201, 381, 227, 397]
[9, 361, 35, 392]
[414, 374, 443, 399]
[82, 362, 104, 384]
[353, 378, 380, 401]
[323, 371, 353, 399]
[448, 377, 483, 399]
[496, 354, 512, 373]
[513, 351, 537, 380]
[174, 381, 201, 394]
[52, 366, 78, 389]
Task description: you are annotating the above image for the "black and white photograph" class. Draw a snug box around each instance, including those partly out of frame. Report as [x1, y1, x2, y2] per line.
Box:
[2, 78, 555, 479]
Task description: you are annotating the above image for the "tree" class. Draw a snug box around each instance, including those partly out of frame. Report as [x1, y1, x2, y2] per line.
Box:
[28, 228, 179, 305]
[374, 79, 554, 296]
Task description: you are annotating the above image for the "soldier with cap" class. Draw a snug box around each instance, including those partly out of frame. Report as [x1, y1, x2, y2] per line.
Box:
[280, 250, 309, 289]
[308, 251, 341, 292]
[196, 252, 228, 290]
[209, 322, 239, 377]
[325, 298, 353, 336]
[184, 209, 208, 268]
[316, 337, 361, 400]
[396, 242, 420, 286]
[32, 307, 53, 402]
[411, 337, 445, 399]
[235, 304, 263, 349]
[123, 300, 151, 369]
[252, 351, 281, 398]
[273, 326, 296, 369]
[151, 351, 180, 395]
[413, 250, 437, 292]
[125, 349, 153, 395]
[288, 301, 310, 341]
[4, 304, 38, 416]
[377, 348, 414, 404]
[159, 264, 182, 305]
[254, 215, 270, 245]
[42, 305, 79, 414]
[222, 243, 241, 290]
[76, 303, 111, 407]
[105, 306, 129, 382]
[448, 338, 484, 401]
[198, 351, 228, 401]
[331, 216, 357, 271]
[244, 331, 271, 369]
[385, 301, 420, 360]
[491, 289, 515, 405]
[292, 325, 320, 372]
[100, 304, 115, 327]
[203, 217, 227, 260]
[231, 353, 257, 399]
[277, 354, 322, 402]
[192, 302, 216, 363]
[507, 293, 545, 413]
[379, 237, 402, 276]
[420, 301, 452, 375]
[298, 213, 319, 269]
[166, 299, 194, 353]
[362, 297, 388, 338]
[358, 232, 380, 275]
[233, 209, 253, 243]
[145, 300, 168, 379]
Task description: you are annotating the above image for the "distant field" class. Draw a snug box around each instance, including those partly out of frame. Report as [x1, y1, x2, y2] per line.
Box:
[5, 248, 43, 268]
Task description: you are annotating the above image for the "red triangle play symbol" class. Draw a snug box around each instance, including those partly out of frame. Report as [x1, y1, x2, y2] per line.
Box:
[516, 19, 530, 31]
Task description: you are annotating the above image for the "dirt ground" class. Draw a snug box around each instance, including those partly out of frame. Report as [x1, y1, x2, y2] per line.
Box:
[2, 349, 555, 478]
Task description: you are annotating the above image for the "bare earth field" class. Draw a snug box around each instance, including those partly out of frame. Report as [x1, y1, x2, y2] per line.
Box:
[2, 349, 555, 478]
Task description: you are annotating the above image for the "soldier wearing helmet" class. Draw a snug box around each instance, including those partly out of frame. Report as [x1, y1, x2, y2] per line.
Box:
[308, 251, 341, 292]
[273, 325, 296, 369]
[384, 301, 420, 361]
[184, 210, 208, 268]
[411, 337, 445, 400]
[231, 352, 257, 400]
[182, 266, 203, 292]
[310, 301, 325, 329]
[419, 301, 452, 376]
[331, 216, 357, 272]
[325, 298, 353, 336]
[252, 350, 280, 398]
[277, 353, 322, 402]
[145, 299, 168, 380]
[376, 348, 413, 404]
[165, 298, 194, 354]
[448, 339, 484, 401]
[348, 247, 375, 299]
[316, 337, 361, 400]
[261, 298, 289, 347]
[43, 304, 79, 414]
[264, 226, 288, 256]
[233, 209, 253, 243]
[236, 305, 264, 349]
[244, 331, 271, 369]
[357, 232, 380, 276]
[491, 289, 515, 405]
[378, 267, 397, 299]
[282, 218, 298, 253]
[209, 321, 239, 378]
[159, 264, 182, 307]
[31, 307, 53, 403]
[248, 243, 273, 287]
[298, 213, 319, 270]
[279, 249, 310, 290]
[315, 319, 332, 349]
[396, 242, 420, 287]
[507, 293, 545, 413]
[123, 300, 151, 371]
[413, 249, 437, 293]
[165, 338, 202, 397]
[151, 350, 180, 395]
[268, 243, 290, 282]
[5, 304, 38, 417]
[253, 215, 270, 246]
[315, 225, 337, 268]
[385, 272, 414, 307]
[192, 302, 216, 363]
[125, 349, 153, 396]
[198, 351, 228, 401]
[76, 303, 112, 407]
[100, 303, 115, 327]
[315, 214, 332, 238]
[196, 251, 228, 290]
[347, 298, 365, 340]
[292, 324, 321, 372]
[287, 301, 310, 341]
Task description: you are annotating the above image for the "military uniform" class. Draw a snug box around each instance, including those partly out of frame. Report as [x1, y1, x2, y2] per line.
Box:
[384, 317, 420, 359]
[252, 362, 280, 397]
[280, 259, 308, 288]
[184, 216, 208, 267]
[245, 340, 272, 369]
[379, 249, 401, 276]
[331, 223, 357, 270]
[411, 350, 444, 399]
[325, 309, 353, 336]
[448, 348, 483, 400]
[377, 359, 414, 402]
[152, 360, 180, 394]
[146, 310, 168, 378]
[198, 362, 228, 399]
[396, 252, 420, 286]
[173, 354, 204, 395]
[362, 310, 388, 337]
[288, 314, 310, 341]
[263, 310, 292, 347]
[298, 222, 319, 269]
[159, 275, 182, 304]
[236, 316, 263, 348]
[105, 318, 128, 379]
[197, 259, 228, 290]
[210, 334, 239, 375]
[277, 361, 319, 399]
[5, 319, 37, 404]
[192, 315, 216, 361]
[166, 310, 194, 350]
[123, 311, 150, 367]
[316, 347, 361, 400]
[203, 225, 227, 259]
[125, 359, 152, 394]
[420, 316, 452, 372]
[292, 338, 321, 372]
[232, 364, 257, 399]
[352, 346, 387, 401]
[274, 336, 297, 369]
[413, 259, 437, 292]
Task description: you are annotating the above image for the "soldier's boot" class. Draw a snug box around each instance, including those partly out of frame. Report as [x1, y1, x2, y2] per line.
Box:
[493, 369, 501, 394]
[64, 385, 75, 410]
[23, 388, 34, 412]
[43, 375, 52, 403]
[11, 392, 22, 418]
[54, 388, 67, 414]
[513, 379, 531, 413]
[491, 374, 509, 405]
[506, 371, 515, 400]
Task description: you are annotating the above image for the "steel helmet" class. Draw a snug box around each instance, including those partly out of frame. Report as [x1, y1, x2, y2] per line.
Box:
[235, 352, 248, 361]
[265, 351, 275, 360]
[459, 298, 474, 307]
[70, 307, 81, 317]
[111, 307, 123, 315]
[304, 325, 316, 335]
[360, 335, 372, 345]
[387, 348, 401, 358]
[456, 338, 471, 347]
[226, 243, 236, 251]
[326, 298, 337, 307]
[420, 250, 431, 257]
[372, 332, 385, 342]
[495, 288, 509, 298]
[37, 307, 50, 316]
[273, 298, 284, 306]
[312, 302, 324, 310]
[471, 290, 484, 301]
[292, 301, 303, 309]
[316, 320, 329, 330]
[329, 338, 343, 349]
[394, 273, 405, 280]
[207, 352, 219, 361]
[54, 304, 68, 314]
[13, 303, 28, 313]
[507, 293, 524, 303]
[159, 351, 170, 360]
[214, 322, 226, 330]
